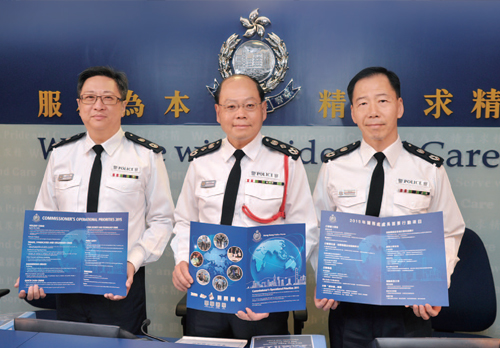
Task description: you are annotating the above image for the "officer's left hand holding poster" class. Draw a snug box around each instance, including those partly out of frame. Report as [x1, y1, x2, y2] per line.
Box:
[187, 222, 306, 314]
[19, 210, 128, 296]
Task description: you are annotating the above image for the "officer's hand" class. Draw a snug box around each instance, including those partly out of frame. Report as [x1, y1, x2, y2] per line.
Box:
[104, 262, 135, 301]
[314, 287, 339, 311]
[235, 308, 269, 321]
[15, 277, 46, 301]
[172, 261, 193, 292]
[408, 304, 441, 320]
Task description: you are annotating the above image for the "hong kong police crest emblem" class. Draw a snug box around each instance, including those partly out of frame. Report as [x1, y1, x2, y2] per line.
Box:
[207, 8, 300, 113]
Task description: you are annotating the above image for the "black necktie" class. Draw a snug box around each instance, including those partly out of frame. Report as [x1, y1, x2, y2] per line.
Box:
[365, 152, 386, 217]
[87, 145, 104, 213]
[220, 150, 245, 225]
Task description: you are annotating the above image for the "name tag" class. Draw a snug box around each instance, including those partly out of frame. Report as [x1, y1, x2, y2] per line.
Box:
[58, 174, 74, 181]
[201, 180, 216, 188]
[338, 189, 356, 197]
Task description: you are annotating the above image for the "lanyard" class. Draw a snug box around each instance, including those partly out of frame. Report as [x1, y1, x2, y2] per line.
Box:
[242, 154, 288, 223]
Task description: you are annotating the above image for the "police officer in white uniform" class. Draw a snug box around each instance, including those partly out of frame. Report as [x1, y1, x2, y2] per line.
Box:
[16, 66, 175, 334]
[171, 74, 318, 339]
[313, 67, 465, 348]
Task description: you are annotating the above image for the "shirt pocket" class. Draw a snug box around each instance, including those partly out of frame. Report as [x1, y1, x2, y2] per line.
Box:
[54, 175, 82, 209]
[334, 189, 366, 210]
[394, 191, 431, 213]
[195, 182, 225, 218]
[105, 177, 142, 194]
[103, 177, 143, 211]
[244, 183, 284, 216]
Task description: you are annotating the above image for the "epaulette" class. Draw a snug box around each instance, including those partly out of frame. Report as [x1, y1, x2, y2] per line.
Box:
[49, 132, 86, 152]
[322, 141, 361, 163]
[189, 139, 222, 162]
[262, 136, 300, 160]
[403, 141, 443, 167]
[125, 132, 164, 154]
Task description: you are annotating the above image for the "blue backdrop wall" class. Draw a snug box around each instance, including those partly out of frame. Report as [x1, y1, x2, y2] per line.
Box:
[1, 0, 499, 340]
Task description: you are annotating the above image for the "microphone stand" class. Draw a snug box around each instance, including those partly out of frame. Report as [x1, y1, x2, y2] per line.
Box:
[141, 319, 166, 342]
[0, 289, 10, 298]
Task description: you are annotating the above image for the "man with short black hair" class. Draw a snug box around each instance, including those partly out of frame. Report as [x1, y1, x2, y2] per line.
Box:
[313, 67, 465, 348]
[16, 66, 175, 334]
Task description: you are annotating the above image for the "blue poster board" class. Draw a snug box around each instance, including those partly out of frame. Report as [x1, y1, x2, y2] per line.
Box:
[19, 210, 128, 296]
[316, 211, 448, 306]
[187, 222, 306, 313]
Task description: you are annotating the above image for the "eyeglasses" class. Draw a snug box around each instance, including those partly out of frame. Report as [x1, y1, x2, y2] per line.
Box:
[79, 94, 123, 105]
[218, 102, 262, 112]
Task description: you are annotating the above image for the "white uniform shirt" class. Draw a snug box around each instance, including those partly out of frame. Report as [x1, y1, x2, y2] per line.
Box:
[35, 128, 175, 272]
[313, 137, 464, 287]
[171, 133, 319, 267]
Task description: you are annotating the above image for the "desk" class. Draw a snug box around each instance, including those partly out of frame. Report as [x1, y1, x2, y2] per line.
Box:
[0, 330, 169, 348]
[1, 330, 327, 348]
[2, 330, 38, 347]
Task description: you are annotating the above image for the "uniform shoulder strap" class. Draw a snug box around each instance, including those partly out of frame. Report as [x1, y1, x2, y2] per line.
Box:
[262, 136, 301, 160]
[403, 141, 443, 167]
[322, 141, 361, 163]
[49, 132, 86, 152]
[188, 139, 222, 162]
[125, 132, 164, 154]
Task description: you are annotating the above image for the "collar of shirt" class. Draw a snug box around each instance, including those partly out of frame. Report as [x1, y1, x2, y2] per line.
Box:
[359, 136, 402, 168]
[84, 128, 124, 156]
[220, 132, 262, 163]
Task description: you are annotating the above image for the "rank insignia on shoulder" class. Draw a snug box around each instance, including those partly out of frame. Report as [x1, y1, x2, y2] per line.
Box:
[403, 141, 443, 167]
[322, 141, 361, 163]
[125, 132, 165, 154]
[189, 139, 222, 162]
[262, 136, 300, 160]
[49, 132, 86, 152]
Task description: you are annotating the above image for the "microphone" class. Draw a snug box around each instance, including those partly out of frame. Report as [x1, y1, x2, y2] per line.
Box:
[141, 319, 166, 342]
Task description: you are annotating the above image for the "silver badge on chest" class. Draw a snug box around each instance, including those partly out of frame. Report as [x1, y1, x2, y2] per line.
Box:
[338, 189, 357, 197]
[58, 174, 74, 181]
[201, 180, 216, 188]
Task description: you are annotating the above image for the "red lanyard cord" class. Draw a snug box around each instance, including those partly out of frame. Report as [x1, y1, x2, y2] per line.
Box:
[242, 154, 288, 223]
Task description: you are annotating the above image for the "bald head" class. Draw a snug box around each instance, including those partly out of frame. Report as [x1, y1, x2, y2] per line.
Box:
[214, 74, 265, 105]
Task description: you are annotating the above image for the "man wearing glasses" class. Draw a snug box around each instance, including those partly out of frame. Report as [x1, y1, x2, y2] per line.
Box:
[16, 66, 175, 334]
[171, 74, 318, 339]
